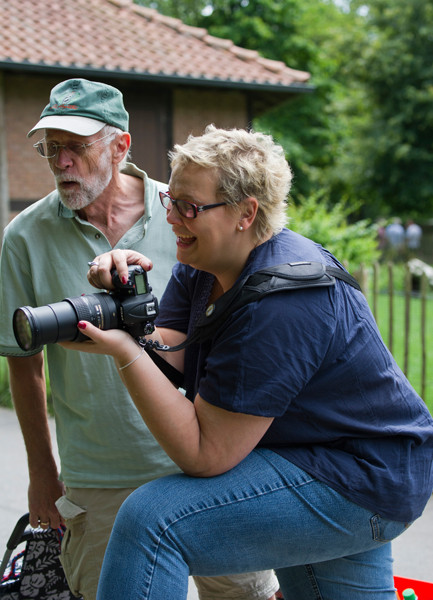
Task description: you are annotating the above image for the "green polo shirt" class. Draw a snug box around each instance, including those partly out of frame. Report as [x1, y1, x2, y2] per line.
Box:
[0, 163, 180, 486]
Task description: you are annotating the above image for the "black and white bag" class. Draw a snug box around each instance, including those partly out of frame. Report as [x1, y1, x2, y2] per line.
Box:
[0, 513, 78, 600]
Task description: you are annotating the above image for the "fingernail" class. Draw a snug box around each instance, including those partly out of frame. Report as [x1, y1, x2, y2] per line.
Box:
[122, 276, 128, 284]
[78, 321, 87, 329]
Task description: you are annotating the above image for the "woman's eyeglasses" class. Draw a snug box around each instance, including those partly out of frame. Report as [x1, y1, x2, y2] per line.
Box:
[33, 132, 116, 159]
[159, 191, 226, 219]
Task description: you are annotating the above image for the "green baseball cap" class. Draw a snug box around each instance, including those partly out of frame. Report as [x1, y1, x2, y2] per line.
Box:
[27, 78, 129, 137]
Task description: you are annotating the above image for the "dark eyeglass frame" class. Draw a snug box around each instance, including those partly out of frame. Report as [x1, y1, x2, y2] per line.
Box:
[159, 191, 227, 219]
[33, 131, 116, 159]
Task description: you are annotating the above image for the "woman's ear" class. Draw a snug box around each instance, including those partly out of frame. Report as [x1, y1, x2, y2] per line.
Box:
[112, 132, 131, 165]
[237, 197, 259, 231]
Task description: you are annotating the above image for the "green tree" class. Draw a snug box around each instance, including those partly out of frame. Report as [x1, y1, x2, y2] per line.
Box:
[136, 0, 433, 219]
[135, 0, 359, 203]
[134, 0, 207, 22]
[337, 0, 433, 217]
[254, 1, 362, 202]
[194, 0, 337, 201]
[196, 0, 313, 68]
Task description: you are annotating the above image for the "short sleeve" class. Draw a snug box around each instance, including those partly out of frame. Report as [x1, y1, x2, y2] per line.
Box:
[0, 231, 41, 355]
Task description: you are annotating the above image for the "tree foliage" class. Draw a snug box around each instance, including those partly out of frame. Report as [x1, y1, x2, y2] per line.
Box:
[339, 0, 433, 217]
[135, 0, 433, 219]
[136, 0, 355, 201]
[135, 0, 205, 21]
[287, 191, 380, 271]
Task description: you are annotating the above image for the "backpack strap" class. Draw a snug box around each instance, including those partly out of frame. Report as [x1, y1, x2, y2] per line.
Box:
[144, 261, 360, 385]
[191, 262, 356, 344]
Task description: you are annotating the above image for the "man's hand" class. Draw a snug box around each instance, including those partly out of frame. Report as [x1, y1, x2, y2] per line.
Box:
[28, 473, 66, 529]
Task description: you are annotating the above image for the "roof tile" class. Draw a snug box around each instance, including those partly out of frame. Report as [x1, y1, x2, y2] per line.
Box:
[0, 0, 310, 88]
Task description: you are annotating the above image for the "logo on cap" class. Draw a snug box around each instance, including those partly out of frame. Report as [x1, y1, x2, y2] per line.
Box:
[51, 90, 81, 111]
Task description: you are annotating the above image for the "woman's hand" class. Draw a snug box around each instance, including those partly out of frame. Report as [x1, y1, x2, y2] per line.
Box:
[87, 249, 153, 290]
[60, 321, 140, 367]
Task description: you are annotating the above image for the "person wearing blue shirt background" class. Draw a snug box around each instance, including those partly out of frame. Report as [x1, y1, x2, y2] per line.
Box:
[63, 125, 433, 600]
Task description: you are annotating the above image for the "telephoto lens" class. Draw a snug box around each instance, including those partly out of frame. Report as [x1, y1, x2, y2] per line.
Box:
[13, 293, 119, 351]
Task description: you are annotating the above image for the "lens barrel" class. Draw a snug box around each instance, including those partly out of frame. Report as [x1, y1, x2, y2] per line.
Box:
[13, 292, 119, 352]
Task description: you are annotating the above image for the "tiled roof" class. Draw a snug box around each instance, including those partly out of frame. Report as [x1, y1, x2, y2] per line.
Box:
[0, 0, 310, 91]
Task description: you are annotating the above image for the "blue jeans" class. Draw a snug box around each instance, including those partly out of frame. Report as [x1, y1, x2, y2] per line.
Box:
[97, 449, 409, 600]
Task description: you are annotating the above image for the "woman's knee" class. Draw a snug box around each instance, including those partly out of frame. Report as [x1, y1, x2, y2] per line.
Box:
[114, 474, 187, 534]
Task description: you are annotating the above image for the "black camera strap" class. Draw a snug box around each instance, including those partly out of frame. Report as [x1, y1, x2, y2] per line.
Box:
[144, 261, 360, 387]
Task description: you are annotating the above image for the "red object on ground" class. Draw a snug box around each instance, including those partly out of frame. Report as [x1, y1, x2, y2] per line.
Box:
[276, 578, 433, 600]
[394, 576, 433, 599]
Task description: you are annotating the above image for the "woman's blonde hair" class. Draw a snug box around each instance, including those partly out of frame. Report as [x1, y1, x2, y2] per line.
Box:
[169, 125, 292, 240]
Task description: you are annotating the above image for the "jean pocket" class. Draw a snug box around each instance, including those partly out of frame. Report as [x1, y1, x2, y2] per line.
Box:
[370, 514, 412, 542]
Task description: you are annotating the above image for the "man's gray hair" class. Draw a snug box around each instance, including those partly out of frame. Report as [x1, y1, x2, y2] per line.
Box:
[103, 125, 131, 170]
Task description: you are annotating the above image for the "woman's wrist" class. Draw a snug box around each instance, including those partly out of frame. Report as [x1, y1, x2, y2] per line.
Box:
[114, 338, 145, 370]
[117, 347, 145, 371]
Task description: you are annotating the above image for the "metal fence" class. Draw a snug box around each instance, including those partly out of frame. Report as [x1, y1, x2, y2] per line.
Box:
[358, 261, 431, 401]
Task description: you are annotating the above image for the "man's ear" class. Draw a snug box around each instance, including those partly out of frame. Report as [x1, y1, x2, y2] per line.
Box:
[112, 132, 131, 164]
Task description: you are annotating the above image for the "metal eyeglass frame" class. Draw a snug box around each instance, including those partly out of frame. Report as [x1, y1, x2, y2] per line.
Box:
[33, 131, 116, 158]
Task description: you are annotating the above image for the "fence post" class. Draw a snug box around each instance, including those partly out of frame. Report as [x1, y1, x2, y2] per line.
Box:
[404, 263, 412, 376]
[387, 262, 394, 354]
[359, 263, 368, 297]
[421, 272, 427, 400]
[372, 262, 380, 321]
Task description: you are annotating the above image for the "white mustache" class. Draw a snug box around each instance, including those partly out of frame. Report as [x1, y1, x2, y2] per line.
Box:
[56, 175, 80, 184]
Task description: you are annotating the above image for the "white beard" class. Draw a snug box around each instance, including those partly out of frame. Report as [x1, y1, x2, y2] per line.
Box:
[55, 149, 113, 211]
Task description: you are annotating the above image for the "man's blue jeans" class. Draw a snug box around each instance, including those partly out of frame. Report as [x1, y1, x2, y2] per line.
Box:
[97, 449, 409, 599]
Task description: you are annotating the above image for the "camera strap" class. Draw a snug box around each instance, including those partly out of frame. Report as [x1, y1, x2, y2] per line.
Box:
[144, 261, 360, 387]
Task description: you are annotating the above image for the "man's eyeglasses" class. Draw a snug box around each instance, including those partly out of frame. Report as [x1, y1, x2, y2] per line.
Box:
[33, 131, 116, 159]
[159, 191, 226, 219]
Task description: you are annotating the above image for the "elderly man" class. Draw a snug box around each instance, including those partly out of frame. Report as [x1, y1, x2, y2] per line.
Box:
[0, 79, 279, 600]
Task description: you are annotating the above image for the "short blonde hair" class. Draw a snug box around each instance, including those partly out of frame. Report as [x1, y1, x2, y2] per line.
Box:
[169, 125, 292, 240]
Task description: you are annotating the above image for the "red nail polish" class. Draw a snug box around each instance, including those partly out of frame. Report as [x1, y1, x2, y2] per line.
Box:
[78, 321, 87, 329]
[122, 276, 128, 285]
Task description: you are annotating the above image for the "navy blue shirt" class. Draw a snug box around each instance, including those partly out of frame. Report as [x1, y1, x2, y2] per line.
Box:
[156, 229, 433, 522]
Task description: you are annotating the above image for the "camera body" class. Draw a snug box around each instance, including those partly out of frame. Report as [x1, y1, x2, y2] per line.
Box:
[13, 266, 158, 351]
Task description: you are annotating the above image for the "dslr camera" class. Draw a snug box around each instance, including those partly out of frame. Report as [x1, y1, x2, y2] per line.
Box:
[13, 265, 158, 351]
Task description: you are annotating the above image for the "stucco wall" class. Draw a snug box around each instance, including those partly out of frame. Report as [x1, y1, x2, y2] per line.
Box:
[173, 87, 248, 145]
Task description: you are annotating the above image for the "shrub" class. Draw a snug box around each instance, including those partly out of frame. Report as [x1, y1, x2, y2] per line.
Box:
[287, 191, 380, 271]
[0, 356, 12, 408]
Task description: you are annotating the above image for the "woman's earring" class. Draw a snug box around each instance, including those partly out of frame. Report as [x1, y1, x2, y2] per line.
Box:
[237, 224, 244, 231]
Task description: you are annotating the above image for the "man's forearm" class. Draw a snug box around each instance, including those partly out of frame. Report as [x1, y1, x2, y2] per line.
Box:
[7, 353, 58, 478]
[8, 353, 64, 528]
